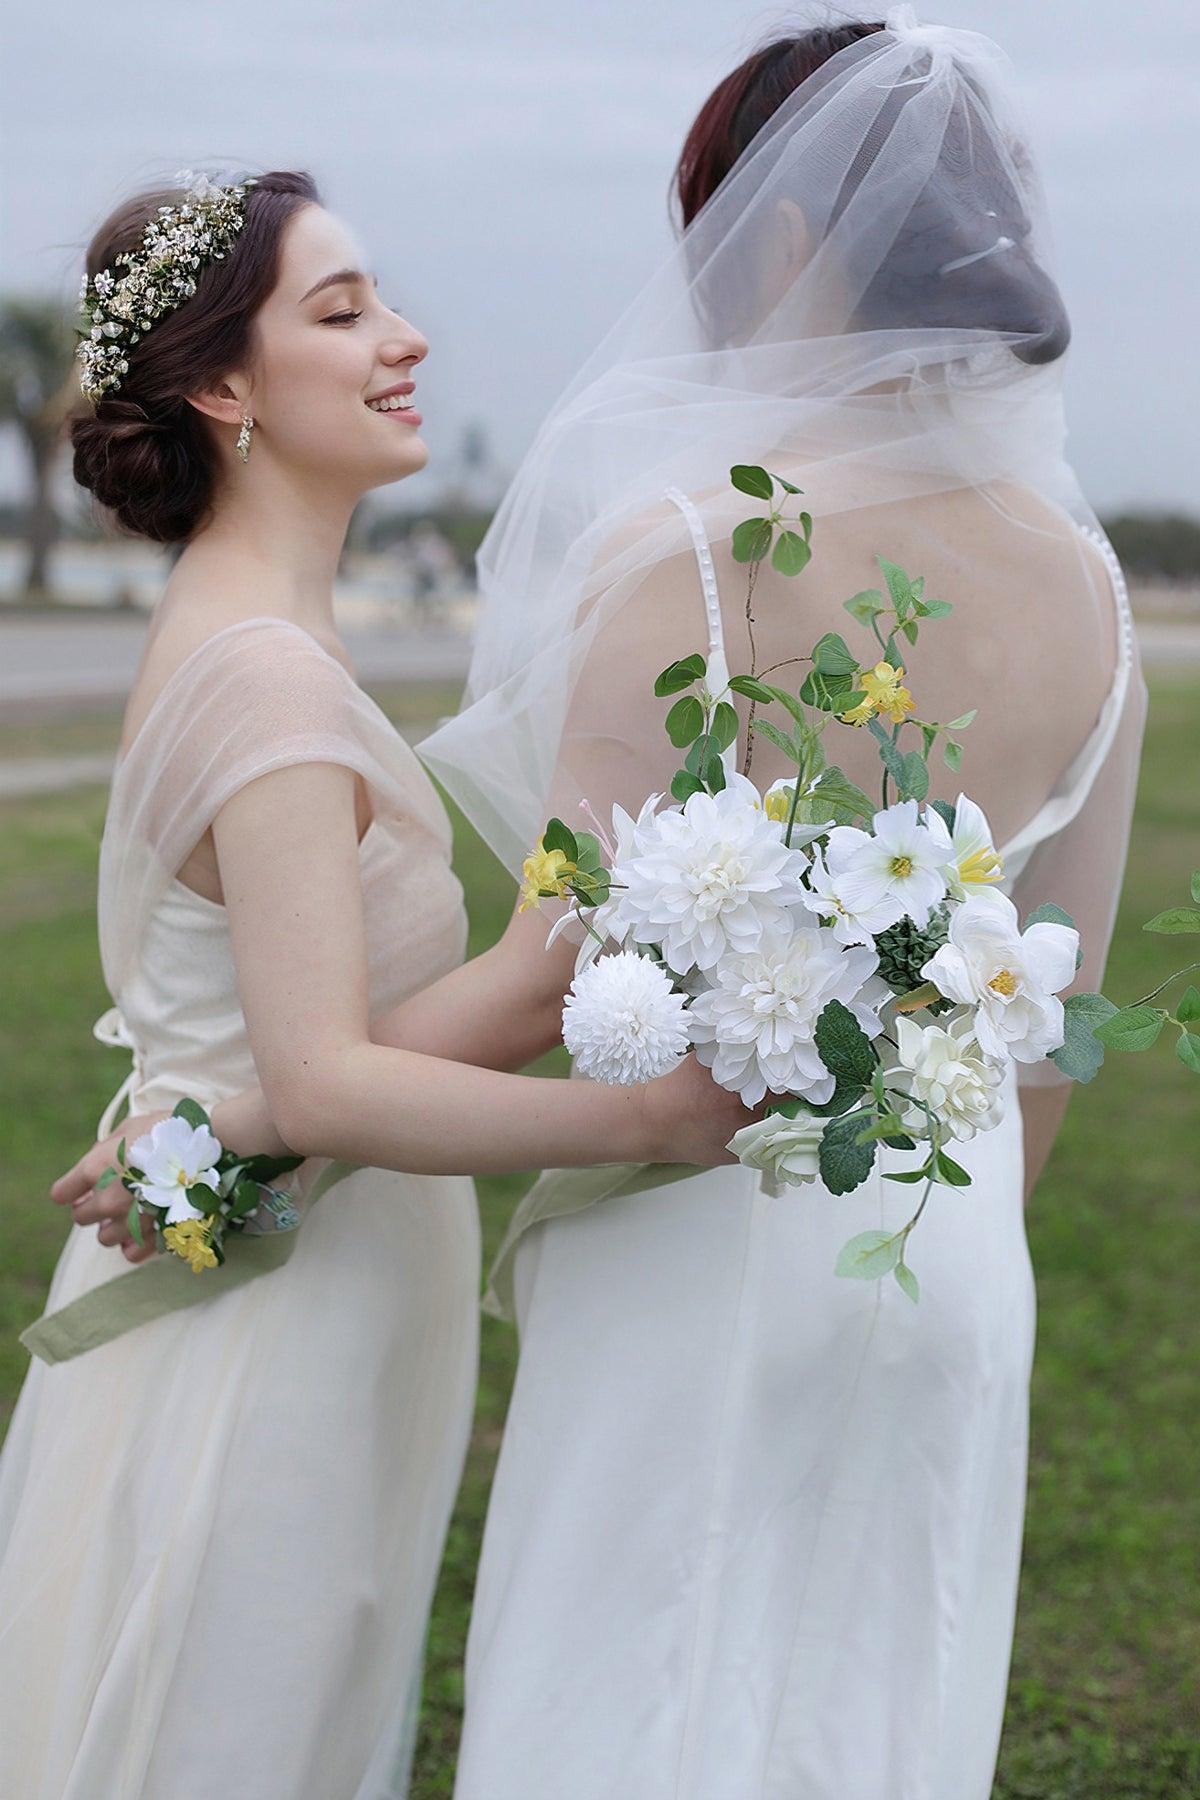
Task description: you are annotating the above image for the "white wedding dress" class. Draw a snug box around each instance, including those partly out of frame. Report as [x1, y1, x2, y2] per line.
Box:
[0, 618, 480, 1800]
[450, 493, 1143, 1800]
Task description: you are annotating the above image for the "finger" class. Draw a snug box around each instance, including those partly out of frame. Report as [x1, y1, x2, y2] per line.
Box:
[97, 1217, 128, 1247]
[50, 1155, 101, 1206]
[122, 1240, 156, 1264]
[71, 1187, 130, 1227]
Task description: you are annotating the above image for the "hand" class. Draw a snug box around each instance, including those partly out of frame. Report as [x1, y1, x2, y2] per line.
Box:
[49, 1111, 170, 1263]
[640, 1054, 759, 1167]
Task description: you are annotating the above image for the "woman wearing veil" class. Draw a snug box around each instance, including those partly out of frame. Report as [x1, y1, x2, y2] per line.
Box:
[416, 11, 1148, 1796]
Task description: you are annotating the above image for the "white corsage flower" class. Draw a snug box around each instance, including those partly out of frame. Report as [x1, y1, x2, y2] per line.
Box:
[610, 772, 814, 976]
[727, 1110, 825, 1191]
[562, 950, 692, 1085]
[128, 1114, 222, 1224]
[892, 1010, 1007, 1141]
[688, 922, 882, 1106]
[798, 827, 908, 946]
[920, 892, 1078, 1063]
[829, 799, 948, 932]
[924, 793, 1005, 902]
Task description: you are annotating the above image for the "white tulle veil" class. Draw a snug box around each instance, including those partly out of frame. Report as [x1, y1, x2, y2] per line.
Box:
[420, 6, 1147, 1079]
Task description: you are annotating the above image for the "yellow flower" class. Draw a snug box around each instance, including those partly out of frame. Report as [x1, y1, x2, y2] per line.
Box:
[841, 660, 916, 727]
[163, 1215, 219, 1274]
[763, 781, 799, 824]
[518, 839, 577, 913]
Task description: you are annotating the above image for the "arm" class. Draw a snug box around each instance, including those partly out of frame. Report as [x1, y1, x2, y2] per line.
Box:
[1018, 1083, 1072, 1206]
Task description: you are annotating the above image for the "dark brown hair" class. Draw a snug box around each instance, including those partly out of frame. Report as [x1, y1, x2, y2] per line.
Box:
[671, 22, 1069, 364]
[70, 170, 320, 543]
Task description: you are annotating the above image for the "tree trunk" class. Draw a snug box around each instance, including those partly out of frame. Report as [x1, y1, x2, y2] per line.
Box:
[22, 426, 60, 604]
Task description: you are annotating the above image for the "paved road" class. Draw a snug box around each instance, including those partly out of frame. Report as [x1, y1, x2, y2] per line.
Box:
[0, 613, 473, 707]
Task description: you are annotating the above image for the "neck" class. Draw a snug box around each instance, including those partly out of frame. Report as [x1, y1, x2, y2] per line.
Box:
[173, 453, 362, 636]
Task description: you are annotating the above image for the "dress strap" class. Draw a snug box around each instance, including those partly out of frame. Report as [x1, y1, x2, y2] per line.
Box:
[663, 488, 740, 774]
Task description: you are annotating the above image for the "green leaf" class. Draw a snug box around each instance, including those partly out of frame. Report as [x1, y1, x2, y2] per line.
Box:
[1143, 908, 1200, 935]
[878, 557, 915, 619]
[1177, 985, 1200, 1024]
[1094, 1003, 1168, 1052]
[814, 998, 878, 1088]
[901, 751, 929, 801]
[542, 816, 579, 861]
[730, 463, 773, 500]
[798, 510, 813, 539]
[788, 1081, 864, 1119]
[670, 770, 705, 803]
[172, 1097, 210, 1131]
[711, 701, 740, 750]
[772, 529, 811, 577]
[800, 669, 859, 712]
[572, 831, 603, 875]
[819, 1108, 878, 1194]
[894, 1261, 920, 1303]
[760, 683, 810, 727]
[812, 632, 859, 677]
[727, 674, 776, 704]
[653, 653, 706, 697]
[928, 797, 956, 833]
[665, 695, 704, 748]
[920, 598, 953, 619]
[943, 738, 963, 775]
[1050, 991, 1118, 1082]
[704, 753, 726, 793]
[752, 718, 803, 765]
[843, 589, 885, 626]
[770, 471, 804, 497]
[945, 708, 976, 730]
[884, 1166, 931, 1184]
[731, 517, 773, 563]
[1192, 870, 1200, 903]
[1025, 902, 1077, 932]
[900, 619, 919, 645]
[1177, 1031, 1200, 1073]
[126, 1199, 144, 1247]
[919, 722, 938, 758]
[95, 1166, 118, 1191]
[834, 1228, 899, 1280]
[807, 767, 874, 825]
[116, 1136, 127, 1166]
[935, 1147, 972, 1187]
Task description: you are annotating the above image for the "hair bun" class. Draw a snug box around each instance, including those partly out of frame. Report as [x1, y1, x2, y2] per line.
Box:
[70, 397, 202, 544]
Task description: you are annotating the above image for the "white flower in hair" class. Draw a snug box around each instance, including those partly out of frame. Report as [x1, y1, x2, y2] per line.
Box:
[562, 951, 692, 1086]
[611, 772, 812, 976]
[891, 1010, 1007, 1141]
[920, 892, 1078, 1063]
[127, 1114, 223, 1225]
[831, 799, 948, 932]
[688, 921, 883, 1106]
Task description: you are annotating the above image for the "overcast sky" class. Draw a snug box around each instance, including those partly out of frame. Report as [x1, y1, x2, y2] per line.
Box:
[2, 0, 1195, 513]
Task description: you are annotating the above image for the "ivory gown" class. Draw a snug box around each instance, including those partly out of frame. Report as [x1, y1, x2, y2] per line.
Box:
[450, 491, 1145, 1800]
[0, 617, 481, 1800]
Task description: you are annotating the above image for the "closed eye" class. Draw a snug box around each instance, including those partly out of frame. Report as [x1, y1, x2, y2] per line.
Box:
[322, 310, 363, 326]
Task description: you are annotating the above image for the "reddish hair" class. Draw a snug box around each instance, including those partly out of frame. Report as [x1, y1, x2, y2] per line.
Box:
[673, 23, 885, 229]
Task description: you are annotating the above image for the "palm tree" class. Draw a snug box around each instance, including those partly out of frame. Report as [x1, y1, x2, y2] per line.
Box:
[0, 297, 77, 604]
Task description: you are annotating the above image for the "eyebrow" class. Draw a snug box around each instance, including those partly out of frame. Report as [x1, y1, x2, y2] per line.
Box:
[298, 269, 379, 305]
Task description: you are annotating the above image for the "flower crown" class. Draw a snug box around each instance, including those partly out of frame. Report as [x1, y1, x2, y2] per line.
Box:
[75, 169, 258, 405]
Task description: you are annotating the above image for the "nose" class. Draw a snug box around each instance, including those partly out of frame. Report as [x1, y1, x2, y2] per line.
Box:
[382, 317, 428, 368]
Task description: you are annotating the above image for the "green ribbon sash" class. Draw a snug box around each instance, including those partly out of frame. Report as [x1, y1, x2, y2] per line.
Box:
[21, 1159, 361, 1366]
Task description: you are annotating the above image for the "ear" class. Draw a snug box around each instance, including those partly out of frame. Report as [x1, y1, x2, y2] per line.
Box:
[777, 197, 811, 273]
[184, 378, 250, 428]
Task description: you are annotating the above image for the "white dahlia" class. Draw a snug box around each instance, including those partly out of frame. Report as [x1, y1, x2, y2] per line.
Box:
[920, 891, 1078, 1063]
[610, 772, 812, 977]
[687, 923, 883, 1106]
[562, 951, 692, 1085]
[892, 1010, 1007, 1142]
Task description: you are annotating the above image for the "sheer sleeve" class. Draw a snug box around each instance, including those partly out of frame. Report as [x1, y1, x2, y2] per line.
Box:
[98, 617, 451, 999]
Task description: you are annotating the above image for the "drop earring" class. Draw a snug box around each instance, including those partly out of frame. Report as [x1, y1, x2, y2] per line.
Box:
[236, 413, 255, 463]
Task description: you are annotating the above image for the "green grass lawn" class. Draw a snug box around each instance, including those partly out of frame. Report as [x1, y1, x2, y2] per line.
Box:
[0, 673, 1196, 1797]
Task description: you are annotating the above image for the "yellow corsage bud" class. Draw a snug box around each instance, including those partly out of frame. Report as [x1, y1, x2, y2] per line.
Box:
[518, 839, 577, 913]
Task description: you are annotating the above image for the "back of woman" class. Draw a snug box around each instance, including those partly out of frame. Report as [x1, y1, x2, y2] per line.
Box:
[422, 13, 1146, 1799]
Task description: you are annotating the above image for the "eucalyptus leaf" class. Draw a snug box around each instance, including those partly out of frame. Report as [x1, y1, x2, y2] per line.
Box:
[1177, 985, 1200, 1024]
[728, 674, 776, 704]
[665, 695, 704, 748]
[671, 770, 705, 803]
[772, 529, 811, 577]
[894, 1262, 920, 1304]
[732, 517, 773, 564]
[1050, 991, 1118, 1082]
[711, 701, 740, 750]
[654, 653, 706, 697]
[834, 1229, 900, 1280]
[730, 463, 773, 500]
[1177, 1031, 1200, 1073]
[1094, 1003, 1167, 1052]
[542, 816, 579, 861]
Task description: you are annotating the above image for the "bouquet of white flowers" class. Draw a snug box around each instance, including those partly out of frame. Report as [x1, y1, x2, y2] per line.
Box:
[94, 1100, 304, 1273]
[521, 466, 1099, 1301]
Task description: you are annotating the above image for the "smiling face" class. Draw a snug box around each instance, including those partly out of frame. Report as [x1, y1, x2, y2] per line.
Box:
[241, 202, 429, 494]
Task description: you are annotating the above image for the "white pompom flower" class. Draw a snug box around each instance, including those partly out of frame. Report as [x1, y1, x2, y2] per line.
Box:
[562, 950, 692, 1085]
[610, 771, 813, 977]
[892, 1010, 1007, 1141]
[687, 922, 883, 1106]
[128, 1114, 223, 1224]
[920, 891, 1078, 1063]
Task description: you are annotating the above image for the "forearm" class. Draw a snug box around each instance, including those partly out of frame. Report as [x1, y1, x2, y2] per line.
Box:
[272, 1038, 653, 1175]
[1019, 1081, 1072, 1205]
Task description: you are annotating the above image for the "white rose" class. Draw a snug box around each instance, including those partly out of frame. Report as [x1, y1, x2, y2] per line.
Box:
[727, 1110, 825, 1193]
[892, 1010, 1007, 1141]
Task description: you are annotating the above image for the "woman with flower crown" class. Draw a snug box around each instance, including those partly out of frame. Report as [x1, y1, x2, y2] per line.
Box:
[0, 170, 749, 1797]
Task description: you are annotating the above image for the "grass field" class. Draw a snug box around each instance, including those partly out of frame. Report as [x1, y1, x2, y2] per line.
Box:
[0, 672, 1196, 1797]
